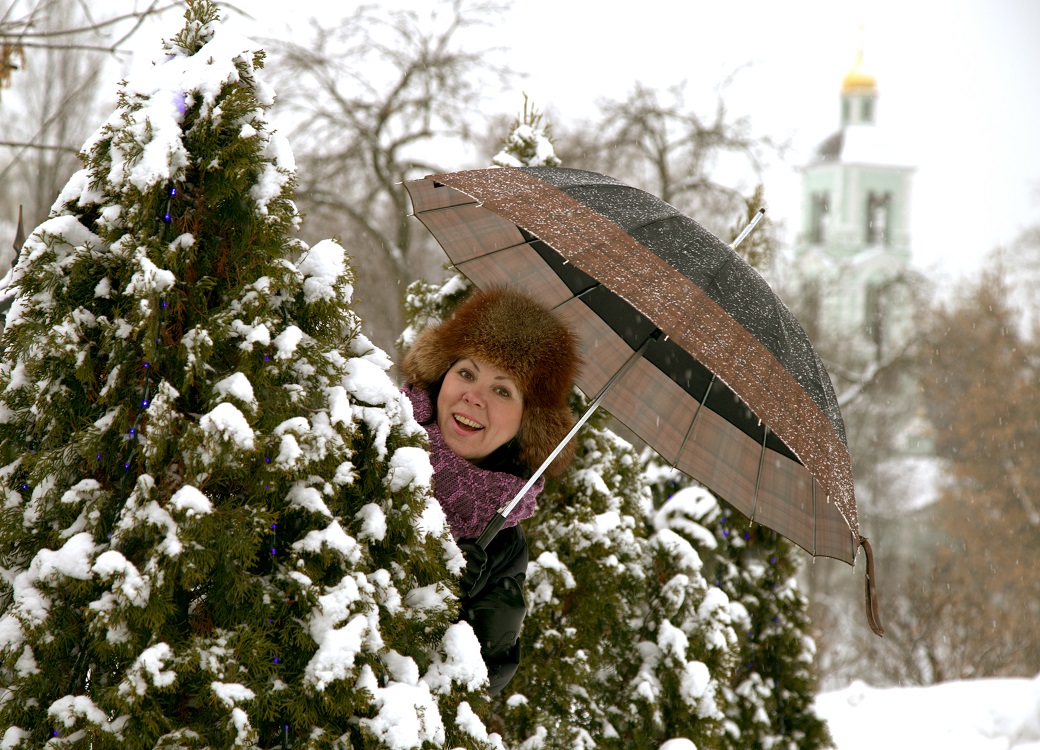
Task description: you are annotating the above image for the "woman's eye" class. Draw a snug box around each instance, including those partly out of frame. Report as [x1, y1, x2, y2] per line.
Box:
[457, 368, 473, 380]
[495, 387, 512, 399]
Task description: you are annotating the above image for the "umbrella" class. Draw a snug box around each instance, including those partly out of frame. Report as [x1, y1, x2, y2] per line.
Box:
[404, 166, 882, 635]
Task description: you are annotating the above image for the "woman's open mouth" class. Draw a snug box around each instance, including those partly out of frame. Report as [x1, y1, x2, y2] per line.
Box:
[453, 414, 484, 432]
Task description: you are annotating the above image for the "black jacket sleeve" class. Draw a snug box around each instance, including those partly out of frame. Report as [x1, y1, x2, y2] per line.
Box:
[458, 524, 528, 695]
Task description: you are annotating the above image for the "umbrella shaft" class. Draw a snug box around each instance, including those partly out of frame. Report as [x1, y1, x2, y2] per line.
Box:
[731, 207, 766, 249]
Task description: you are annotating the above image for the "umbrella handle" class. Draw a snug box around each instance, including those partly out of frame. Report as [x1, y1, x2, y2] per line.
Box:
[475, 512, 507, 550]
[860, 536, 884, 637]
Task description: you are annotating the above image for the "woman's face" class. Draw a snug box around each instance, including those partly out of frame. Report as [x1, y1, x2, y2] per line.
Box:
[437, 357, 524, 463]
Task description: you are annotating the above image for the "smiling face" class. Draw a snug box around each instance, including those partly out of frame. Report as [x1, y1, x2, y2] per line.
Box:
[436, 357, 524, 463]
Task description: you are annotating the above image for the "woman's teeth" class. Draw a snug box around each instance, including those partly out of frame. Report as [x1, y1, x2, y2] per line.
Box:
[454, 414, 483, 430]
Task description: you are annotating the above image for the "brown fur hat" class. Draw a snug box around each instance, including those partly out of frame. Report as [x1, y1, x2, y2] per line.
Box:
[401, 287, 580, 477]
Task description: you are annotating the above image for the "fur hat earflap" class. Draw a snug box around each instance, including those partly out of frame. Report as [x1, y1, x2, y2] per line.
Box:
[401, 287, 580, 476]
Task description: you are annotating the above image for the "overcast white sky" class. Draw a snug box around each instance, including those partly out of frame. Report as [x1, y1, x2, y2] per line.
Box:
[498, 0, 1040, 284]
[173, 0, 1040, 283]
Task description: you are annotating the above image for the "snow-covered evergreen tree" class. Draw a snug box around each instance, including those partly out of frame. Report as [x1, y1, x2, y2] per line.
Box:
[497, 411, 738, 750]
[0, 3, 500, 748]
[398, 273, 472, 354]
[647, 475, 833, 750]
[491, 96, 561, 169]
[495, 409, 653, 747]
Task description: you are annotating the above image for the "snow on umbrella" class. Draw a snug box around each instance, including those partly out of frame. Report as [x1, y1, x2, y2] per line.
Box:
[405, 166, 882, 635]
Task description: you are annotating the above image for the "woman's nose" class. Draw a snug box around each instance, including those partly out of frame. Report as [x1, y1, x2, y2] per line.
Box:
[462, 386, 485, 407]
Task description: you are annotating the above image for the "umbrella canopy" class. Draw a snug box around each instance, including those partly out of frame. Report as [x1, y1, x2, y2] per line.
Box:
[405, 166, 881, 632]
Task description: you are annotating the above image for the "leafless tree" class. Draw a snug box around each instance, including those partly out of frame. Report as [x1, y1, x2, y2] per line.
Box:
[266, 0, 509, 349]
[551, 79, 781, 239]
[909, 262, 1040, 679]
[1, 0, 179, 253]
[785, 265, 932, 687]
[807, 246, 1040, 688]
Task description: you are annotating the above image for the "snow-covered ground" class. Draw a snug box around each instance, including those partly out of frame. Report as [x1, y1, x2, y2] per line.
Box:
[815, 674, 1040, 749]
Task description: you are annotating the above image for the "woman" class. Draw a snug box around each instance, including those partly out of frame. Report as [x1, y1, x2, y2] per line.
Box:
[400, 287, 579, 694]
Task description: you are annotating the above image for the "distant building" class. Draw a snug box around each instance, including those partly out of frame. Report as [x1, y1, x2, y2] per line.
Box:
[790, 49, 936, 468]
[792, 49, 917, 367]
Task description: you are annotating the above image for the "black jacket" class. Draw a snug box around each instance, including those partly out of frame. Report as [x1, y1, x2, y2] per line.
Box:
[458, 524, 528, 695]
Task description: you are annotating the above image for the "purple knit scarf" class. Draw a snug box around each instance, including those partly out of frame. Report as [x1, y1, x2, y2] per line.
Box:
[402, 384, 542, 540]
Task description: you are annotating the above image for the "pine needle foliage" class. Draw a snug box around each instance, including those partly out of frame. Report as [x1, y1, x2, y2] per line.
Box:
[491, 96, 562, 169]
[0, 3, 497, 748]
[647, 474, 833, 750]
[497, 410, 738, 750]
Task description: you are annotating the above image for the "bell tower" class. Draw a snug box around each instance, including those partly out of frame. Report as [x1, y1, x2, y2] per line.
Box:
[841, 48, 878, 127]
[792, 45, 915, 361]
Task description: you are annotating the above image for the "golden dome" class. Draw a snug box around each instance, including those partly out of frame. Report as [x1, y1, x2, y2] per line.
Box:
[842, 49, 876, 93]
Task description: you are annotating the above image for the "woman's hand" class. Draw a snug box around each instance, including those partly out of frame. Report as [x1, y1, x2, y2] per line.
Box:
[457, 538, 490, 597]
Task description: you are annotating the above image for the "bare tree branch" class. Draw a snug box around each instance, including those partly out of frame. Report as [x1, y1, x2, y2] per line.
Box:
[0, 0, 179, 56]
[832, 331, 919, 409]
[565, 79, 780, 238]
[0, 140, 80, 153]
[264, 0, 510, 347]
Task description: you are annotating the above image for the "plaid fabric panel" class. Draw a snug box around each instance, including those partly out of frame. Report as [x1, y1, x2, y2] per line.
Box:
[754, 453, 856, 563]
[751, 452, 815, 552]
[415, 204, 526, 264]
[404, 177, 478, 213]
[674, 406, 761, 516]
[551, 297, 635, 398]
[455, 247, 574, 308]
[812, 479, 860, 562]
[599, 357, 699, 466]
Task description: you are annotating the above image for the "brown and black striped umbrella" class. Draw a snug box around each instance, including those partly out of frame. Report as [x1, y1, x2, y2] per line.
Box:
[405, 166, 881, 633]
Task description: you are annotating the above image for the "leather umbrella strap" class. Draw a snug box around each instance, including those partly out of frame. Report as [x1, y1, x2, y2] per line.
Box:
[860, 536, 884, 637]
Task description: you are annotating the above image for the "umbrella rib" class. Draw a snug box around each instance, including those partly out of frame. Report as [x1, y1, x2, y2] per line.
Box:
[549, 282, 602, 312]
[452, 236, 542, 266]
[672, 373, 716, 467]
[407, 198, 480, 217]
[749, 425, 770, 524]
